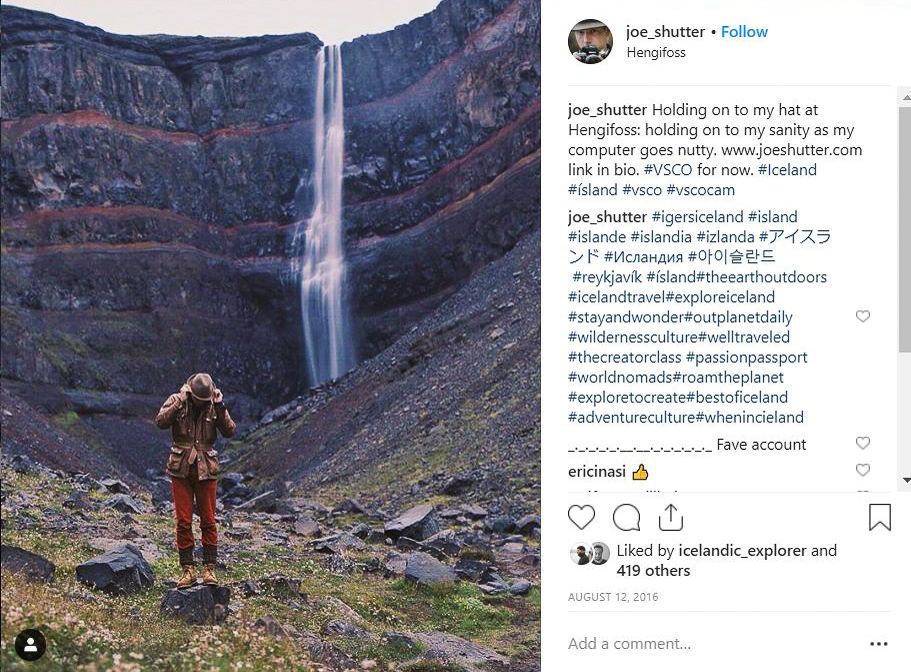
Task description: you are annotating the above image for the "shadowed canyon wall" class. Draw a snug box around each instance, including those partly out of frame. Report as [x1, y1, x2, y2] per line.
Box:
[0, 0, 540, 473]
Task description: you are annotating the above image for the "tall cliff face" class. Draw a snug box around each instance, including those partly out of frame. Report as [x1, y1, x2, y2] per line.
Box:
[0, 0, 540, 472]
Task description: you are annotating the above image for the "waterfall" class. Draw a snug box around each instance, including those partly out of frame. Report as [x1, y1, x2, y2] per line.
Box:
[296, 45, 356, 386]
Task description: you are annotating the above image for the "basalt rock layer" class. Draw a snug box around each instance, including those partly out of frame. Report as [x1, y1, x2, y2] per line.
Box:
[0, 0, 540, 475]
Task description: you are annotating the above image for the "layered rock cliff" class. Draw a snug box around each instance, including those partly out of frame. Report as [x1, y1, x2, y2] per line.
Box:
[0, 1, 540, 473]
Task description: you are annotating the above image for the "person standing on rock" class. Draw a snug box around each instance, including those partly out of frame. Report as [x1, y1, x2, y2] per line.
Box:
[155, 373, 235, 588]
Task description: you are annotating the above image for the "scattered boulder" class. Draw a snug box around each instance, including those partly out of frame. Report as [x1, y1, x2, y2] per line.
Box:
[384, 631, 422, 653]
[76, 543, 154, 595]
[254, 615, 289, 637]
[349, 522, 370, 539]
[382, 552, 408, 577]
[500, 541, 525, 556]
[10, 454, 38, 474]
[99, 478, 131, 494]
[234, 490, 278, 513]
[321, 619, 374, 641]
[298, 631, 357, 670]
[393, 631, 509, 671]
[509, 580, 532, 595]
[149, 480, 173, 508]
[291, 499, 333, 516]
[317, 596, 364, 623]
[478, 569, 509, 595]
[461, 504, 489, 520]
[309, 533, 367, 554]
[219, 473, 245, 494]
[222, 486, 254, 506]
[160, 585, 230, 624]
[1, 545, 55, 582]
[517, 551, 541, 567]
[441, 474, 474, 496]
[333, 498, 368, 515]
[258, 574, 303, 598]
[62, 490, 91, 510]
[384, 504, 440, 541]
[103, 494, 144, 514]
[292, 517, 322, 537]
[260, 399, 298, 425]
[483, 515, 516, 534]
[515, 514, 540, 535]
[453, 558, 492, 583]
[396, 537, 424, 552]
[404, 552, 457, 587]
[424, 529, 462, 558]
[239, 579, 261, 597]
[226, 522, 253, 540]
[261, 530, 290, 546]
[330, 553, 359, 573]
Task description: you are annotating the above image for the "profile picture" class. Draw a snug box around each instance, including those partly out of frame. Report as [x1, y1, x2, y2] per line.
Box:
[570, 543, 593, 565]
[591, 542, 609, 565]
[569, 19, 613, 64]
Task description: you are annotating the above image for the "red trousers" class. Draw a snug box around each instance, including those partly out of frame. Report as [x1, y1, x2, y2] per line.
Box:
[171, 462, 217, 550]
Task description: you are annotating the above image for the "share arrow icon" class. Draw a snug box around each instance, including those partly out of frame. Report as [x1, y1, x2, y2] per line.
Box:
[658, 503, 683, 531]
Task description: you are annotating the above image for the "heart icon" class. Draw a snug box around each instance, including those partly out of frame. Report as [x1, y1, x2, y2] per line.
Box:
[856, 436, 871, 449]
[856, 463, 871, 477]
[568, 504, 596, 530]
[856, 310, 871, 323]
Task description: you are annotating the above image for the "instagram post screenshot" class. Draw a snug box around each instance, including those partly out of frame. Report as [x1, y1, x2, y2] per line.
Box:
[0, 1, 907, 670]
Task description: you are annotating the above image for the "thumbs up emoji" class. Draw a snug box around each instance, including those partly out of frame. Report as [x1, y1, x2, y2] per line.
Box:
[632, 464, 648, 481]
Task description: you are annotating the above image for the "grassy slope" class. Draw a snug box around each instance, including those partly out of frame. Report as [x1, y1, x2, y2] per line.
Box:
[1, 465, 539, 671]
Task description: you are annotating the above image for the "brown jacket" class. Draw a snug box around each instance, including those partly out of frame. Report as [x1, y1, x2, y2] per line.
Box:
[155, 383, 236, 480]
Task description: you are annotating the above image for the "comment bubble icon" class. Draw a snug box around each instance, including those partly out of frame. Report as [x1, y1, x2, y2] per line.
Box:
[613, 504, 641, 532]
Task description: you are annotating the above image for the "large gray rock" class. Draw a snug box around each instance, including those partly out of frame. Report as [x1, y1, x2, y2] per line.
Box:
[1, 545, 55, 582]
[424, 529, 463, 558]
[384, 504, 440, 541]
[160, 585, 230, 624]
[308, 533, 366, 554]
[509, 580, 532, 595]
[321, 619, 375, 641]
[257, 575, 304, 598]
[292, 517, 322, 537]
[63, 490, 92, 510]
[404, 552, 457, 587]
[441, 474, 474, 495]
[99, 478, 131, 494]
[219, 473, 245, 494]
[234, 490, 278, 513]
[10, 454, 39, 474]
[254, 615, 289, 637]
[387, 631, 509, 671]
[515, 514, 540, 534]
[461, 504, 489, 520]
[453, 558, 493, 583]
[332, 498, 368, 515]
[483, 515, 516, 534]
[76, 543, 154, 595]
[103, 494, 144, 514]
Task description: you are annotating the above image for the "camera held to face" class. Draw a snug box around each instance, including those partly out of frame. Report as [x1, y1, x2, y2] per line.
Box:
[575, 45, 609, 63]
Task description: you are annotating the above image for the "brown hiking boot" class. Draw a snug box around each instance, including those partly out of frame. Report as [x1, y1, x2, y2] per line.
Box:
[202, 563, 217, 585]
[176, 565, 197, 589]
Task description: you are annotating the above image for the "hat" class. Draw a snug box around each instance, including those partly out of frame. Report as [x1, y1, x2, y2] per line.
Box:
[187, 373, 214, 402]
[572, 19, 607, 31]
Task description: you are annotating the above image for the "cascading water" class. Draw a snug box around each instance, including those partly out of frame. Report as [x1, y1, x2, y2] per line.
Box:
[295, 45, 356, 386]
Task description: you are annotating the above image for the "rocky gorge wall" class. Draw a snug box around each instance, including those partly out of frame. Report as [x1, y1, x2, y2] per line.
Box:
[0, 0, 540, 473]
